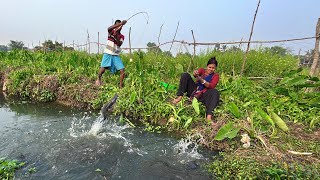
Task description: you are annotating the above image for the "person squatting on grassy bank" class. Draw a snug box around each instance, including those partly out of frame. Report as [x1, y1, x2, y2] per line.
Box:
[96, 19, 127, 88]
[173, 57, 220, 122]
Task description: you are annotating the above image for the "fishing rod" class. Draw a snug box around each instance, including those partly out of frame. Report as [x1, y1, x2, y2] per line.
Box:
[101, 12, 149, 121]
[114, 11, 149, 32]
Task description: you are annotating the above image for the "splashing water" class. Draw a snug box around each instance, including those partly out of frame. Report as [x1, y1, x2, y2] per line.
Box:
[173, 134, 205, 163]
[87, 118, 104, 136]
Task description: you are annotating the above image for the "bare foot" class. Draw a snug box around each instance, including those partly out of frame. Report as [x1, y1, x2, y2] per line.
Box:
[95, 80, 102, 86]
[172, 96, 183, 104]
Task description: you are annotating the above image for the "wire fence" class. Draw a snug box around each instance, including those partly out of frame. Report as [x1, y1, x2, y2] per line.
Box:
[58, 34, 319, 67]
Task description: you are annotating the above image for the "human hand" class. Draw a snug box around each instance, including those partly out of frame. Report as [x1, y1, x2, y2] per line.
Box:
[121, 20, 127, 25]
[193, 70, 199, 77]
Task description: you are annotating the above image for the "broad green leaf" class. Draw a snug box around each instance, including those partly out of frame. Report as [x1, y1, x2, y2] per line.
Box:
[287, 76, 308, 86]
[256, 108, 274, 127]
[192, 98, 200, 115]
[214, 122, 240, 141]
[270, 112, 289, 132]
[130, 91, 137, 104]
[183, 117, 193, 128]
[175, 63, 184, 73]
[227, 102, 241, 118]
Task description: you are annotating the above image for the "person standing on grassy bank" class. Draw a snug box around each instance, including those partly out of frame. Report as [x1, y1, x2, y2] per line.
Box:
[96, 19, 127, 88]
[173, 57, 220, 121]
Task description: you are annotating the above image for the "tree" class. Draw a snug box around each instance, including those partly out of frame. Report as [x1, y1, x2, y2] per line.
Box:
[42, 40, 64, 51]
[34, 40, 73, 52]
[147, 42, 162, 53]
[0, 45, 8, 52]
[264, 46, 289, 56]
[163, 51, 173, 57]
[176, 52, 192, 58]
[227, 45, 242, 52]
[8, 40, 24, 50]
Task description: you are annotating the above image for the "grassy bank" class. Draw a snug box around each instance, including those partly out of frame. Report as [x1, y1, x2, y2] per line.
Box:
[0, 49, 319, 178]
[0, 158, 25, 179]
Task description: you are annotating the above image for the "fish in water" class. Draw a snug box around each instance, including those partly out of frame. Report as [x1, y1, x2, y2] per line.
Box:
[101, 94, 119, 120]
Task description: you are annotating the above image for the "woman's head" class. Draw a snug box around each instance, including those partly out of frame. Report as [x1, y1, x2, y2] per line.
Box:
[206, 57, 218, 74]
[207, 57, 218, 67]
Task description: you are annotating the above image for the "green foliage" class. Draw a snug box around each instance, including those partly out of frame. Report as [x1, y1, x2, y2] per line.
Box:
[207, 154, 320, 179]
[227, 102, 241, 118]
[146, 42, 162, 53]
[264, 46, 289, 56]
[214, 122, 240, 140]
[192, 98, 200, 115]
[270, 112, 289, 132]
[0, 49, 319, 132]
[0, 158, 25, 179]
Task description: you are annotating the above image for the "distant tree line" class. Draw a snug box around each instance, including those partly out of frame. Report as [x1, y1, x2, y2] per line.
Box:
[0, 40, 74, 52]
[0, 40, 317, 65]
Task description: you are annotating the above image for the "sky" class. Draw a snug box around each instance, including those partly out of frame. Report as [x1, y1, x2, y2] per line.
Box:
[1, 0, 319, 54]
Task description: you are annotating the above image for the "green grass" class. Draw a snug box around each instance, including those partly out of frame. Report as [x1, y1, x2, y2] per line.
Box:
[1, 49, 319, 179]
[0, 158, 25, 180]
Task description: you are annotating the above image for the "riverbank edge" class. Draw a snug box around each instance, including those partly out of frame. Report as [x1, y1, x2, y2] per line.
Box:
[1, 70, 319, 178]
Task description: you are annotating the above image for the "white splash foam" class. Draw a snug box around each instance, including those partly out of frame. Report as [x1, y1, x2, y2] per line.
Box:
[173, 135, 204, 163]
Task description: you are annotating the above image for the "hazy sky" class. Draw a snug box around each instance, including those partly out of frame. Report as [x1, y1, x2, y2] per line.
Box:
[1, 0, 319, 54]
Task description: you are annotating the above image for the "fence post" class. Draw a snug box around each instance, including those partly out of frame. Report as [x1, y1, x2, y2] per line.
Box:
[241, 0, 261, 76]
[129, 27, 132, 60]
[310, 18, 320, 76]
[87, 30, 90, 54]
[187, 30, 196, 72]
[169, 21, 179, 52]
[98, 32, 100, 54]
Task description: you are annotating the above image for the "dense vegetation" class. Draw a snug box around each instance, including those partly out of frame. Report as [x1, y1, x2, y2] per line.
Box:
[0, 158, 25, 179]
[0, 47, 319, 179]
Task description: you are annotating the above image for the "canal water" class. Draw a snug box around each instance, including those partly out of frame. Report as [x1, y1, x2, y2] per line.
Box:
[0, 93, 214, 180]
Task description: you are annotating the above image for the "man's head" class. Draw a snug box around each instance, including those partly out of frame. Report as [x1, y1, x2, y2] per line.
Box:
[114, 20, 121, 25]
[114, 20, 122, 32]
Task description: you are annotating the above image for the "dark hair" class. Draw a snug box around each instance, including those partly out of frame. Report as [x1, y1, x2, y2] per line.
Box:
[207, 57, 218, 67]
[114, 20, 121, 24]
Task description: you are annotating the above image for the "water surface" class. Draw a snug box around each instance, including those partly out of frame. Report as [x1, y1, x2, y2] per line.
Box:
[0, 93, 213, 180]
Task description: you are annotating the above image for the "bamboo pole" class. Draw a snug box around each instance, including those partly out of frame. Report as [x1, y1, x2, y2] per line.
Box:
[87, 30, 90, 54]
[169, 21, 179, 52]
[187, 30, 196, 72]
[310, 18, 320, 77]
[129, 27, 132, 61]
[191, 30, 196, 58]
[156, 24, 164, 57]
[241, 0, 261, 76]
[98, 32, 100, 54]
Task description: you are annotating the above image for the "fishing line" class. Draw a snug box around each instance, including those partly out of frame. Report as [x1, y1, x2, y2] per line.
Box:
[127, 11, 149, 24]
[125, 12, 149, 49]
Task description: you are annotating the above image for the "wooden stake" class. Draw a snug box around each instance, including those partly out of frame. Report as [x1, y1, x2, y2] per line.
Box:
[98, 32, 100, 54]
[310, 18, 320, 76]
[241, 0, 261, 76]
[129, 27, 132, 60]
[169, 21, 179, 52]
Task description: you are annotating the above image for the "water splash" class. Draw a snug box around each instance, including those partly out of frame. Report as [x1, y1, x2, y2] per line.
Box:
[87, 118, 104, 136]
[68, 115, 93, 137]
[173, 134, 204, 163]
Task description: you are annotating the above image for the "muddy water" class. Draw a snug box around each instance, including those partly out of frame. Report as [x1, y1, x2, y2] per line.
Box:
[0, 93, 214, 180]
